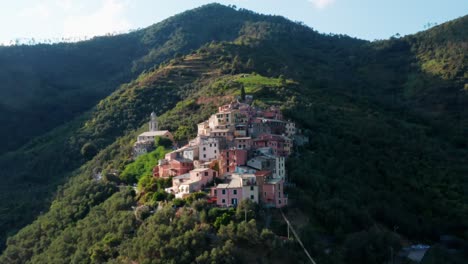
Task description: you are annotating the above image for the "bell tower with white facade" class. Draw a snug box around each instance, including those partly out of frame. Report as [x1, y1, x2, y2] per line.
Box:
[149, 112, 158, 131]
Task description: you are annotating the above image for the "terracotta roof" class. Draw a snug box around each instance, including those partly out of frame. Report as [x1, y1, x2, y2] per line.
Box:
[255, 170, 272, 177]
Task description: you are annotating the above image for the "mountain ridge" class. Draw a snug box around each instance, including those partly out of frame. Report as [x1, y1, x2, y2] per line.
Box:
[0, 4, 466, 263]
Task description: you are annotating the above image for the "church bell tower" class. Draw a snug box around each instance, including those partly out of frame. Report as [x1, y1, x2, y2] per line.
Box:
[149, 112, 158, 131]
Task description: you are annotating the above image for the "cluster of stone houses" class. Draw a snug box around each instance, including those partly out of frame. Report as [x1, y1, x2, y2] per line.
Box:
[135, 101, 308, 208]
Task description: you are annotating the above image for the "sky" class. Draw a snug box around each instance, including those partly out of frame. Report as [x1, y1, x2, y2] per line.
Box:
[0, 0, 466, 45]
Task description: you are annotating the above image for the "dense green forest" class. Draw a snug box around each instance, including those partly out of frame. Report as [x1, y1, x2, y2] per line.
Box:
[0, 4, 466, 263]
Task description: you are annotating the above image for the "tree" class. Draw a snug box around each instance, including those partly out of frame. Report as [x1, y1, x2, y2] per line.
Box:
[240, 84, 246, 101]
[155, 136, 173, 148]
[214, 213, 232, 229]
[246, 58, 254, 69]
[344, 227, 401, 264]
[174, 126, 192, 142]
[135, 205, 151, 221]
[235, 199, 257, 221]
[81, 142, 98, 160]
[236, 219, 259, 245]
[153, 190, 167, 202]
[173, 198, 186, 207]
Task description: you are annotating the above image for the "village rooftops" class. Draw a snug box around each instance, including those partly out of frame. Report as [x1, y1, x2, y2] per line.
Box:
[255, 170, 272, 177]
[256, 133, 291, 141]
[173, 157, 193, 163]
[255, 147, 274, 155]
[183, 146, 198, 151]
[191, 168, 211, 172]
[138, 131, 171, 137]
[256, 117, 286, 123]
[180, 179, 199, 186]
[249, 155, 272, 162]
[173, 173, 190, 180]
[217, 177, 242, 189]
[265, 177, 282, 184]
[210, 129, 231, 133]
[236, 166, 257, 173]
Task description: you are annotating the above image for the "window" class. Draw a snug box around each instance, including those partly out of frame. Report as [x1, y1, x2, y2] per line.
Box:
[278, 200, 281, 204]
[227, 167, 230, 172]
[203, 154, 206, 158]
[222, 190, 226, 195]
[214, 190, 217, 195]
[264, 192, 266, 197]
[250, 186, 254, 191]
[210, 144, 212, 147]
[233, 190, 237, 195]
[278, 192, 281, 198]
[222, 199, 226, 203]
[250, 195, 254, 200]
[204, 172, 208, 176]
[203, 147, 206, 151]
[214, 150, 217, 153]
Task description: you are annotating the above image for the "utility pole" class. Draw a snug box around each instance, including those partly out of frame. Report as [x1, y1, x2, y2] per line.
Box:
[244, 206, 247, 222]
[244, 207, 252, 222]
[281, 210, 317, 264]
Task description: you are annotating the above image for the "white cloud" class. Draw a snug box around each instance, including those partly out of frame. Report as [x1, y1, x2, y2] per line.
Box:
[55, 0, 74, 11]
[19, 3, 51, 19]
[309, 0, 336, 9]
[63, 0, 131, 38]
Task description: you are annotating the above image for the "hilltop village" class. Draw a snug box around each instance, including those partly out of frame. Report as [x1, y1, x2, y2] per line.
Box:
[133, 99, 308, 208]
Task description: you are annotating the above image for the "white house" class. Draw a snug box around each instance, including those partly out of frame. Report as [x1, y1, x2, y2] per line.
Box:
[274, 156, 286, 179]
[199, 137, 219, 161]
[182, 146, 199, 161]
[285, 121, 296, 137]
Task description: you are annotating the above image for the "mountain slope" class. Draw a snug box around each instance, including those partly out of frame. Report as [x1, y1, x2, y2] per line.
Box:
[0, 4, 466, 263]
[0, 3, 276, 154]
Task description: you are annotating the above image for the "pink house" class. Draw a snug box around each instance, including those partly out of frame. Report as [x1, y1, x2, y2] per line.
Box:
[261, 178, 287, 208]
[169, 168, 217, 198]
[189, 168, 217, 187]
[213, 177, 243, 207]
[211, 174, 258, 207]
[153, 158, 194, 178]
[219, 149, 248, 175]
[255, 171, 287, 208]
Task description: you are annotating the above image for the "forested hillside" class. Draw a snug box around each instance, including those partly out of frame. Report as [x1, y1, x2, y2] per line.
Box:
[0, 4, 466, 263]
[0, 4, 270, 154]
